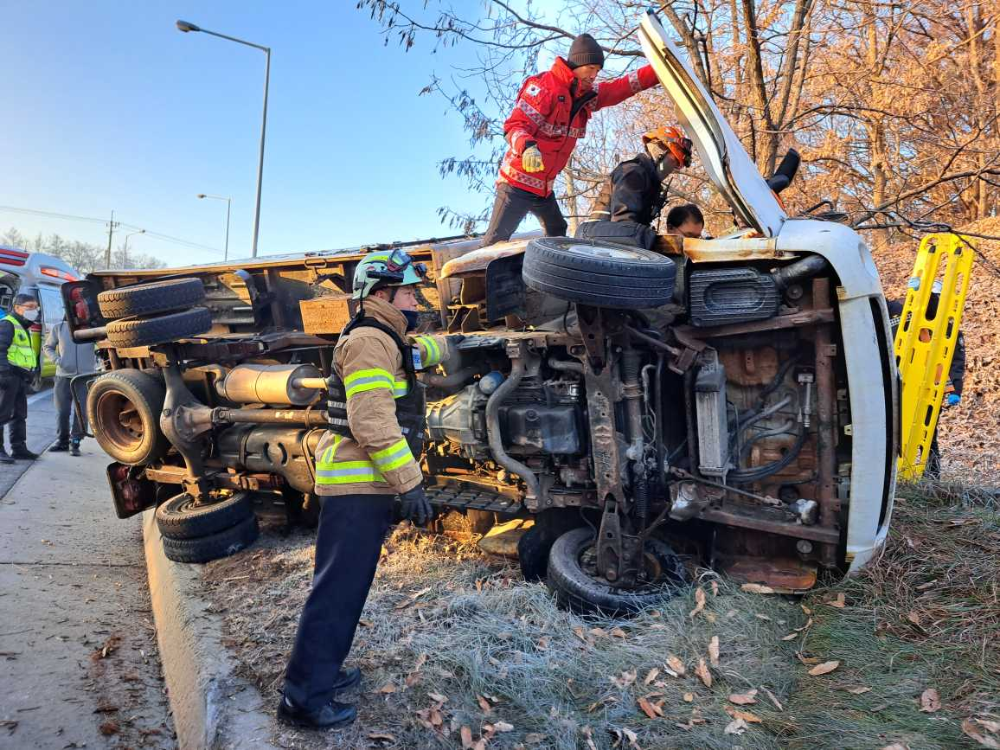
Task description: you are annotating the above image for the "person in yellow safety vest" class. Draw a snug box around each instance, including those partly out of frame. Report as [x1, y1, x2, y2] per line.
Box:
[279, 248, 450, 731]
[0, 294, 41, 464]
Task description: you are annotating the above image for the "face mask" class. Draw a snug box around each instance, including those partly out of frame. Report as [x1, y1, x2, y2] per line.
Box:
[402, 310, 420, 332]
[20, 309, 39, 322]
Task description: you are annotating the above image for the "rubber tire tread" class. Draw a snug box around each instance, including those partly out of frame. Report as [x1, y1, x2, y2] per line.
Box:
[156, 492, 254, 540]
[161, 514, 259, 564]
[86, 369, 169, 465]
[98, 278, 206, 320]
[523, 238, 675, 309]
[106, 307, 213, 348]
[545, 527, 686, 615]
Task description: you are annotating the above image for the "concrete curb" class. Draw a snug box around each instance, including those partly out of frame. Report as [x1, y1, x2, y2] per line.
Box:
[143, 509, 280, 750]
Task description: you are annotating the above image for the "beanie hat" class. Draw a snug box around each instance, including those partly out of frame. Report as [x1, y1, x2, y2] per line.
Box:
[567, 34, 604, 69]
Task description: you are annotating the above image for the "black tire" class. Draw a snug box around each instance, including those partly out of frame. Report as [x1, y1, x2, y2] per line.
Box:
[156, 492, 254, 540]
[161, 513, 259, 564]
[98, 278, 206, 320]
[523, 237, 676, 309]
[87, 369, 169, 465]
[546, 527, 687, 615]
[517, 526, 554, 582]
[106, 307, 213, 348]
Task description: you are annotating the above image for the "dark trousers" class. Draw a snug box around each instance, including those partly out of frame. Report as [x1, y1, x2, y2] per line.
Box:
[481, 182, 568, 246]
[0, 374, 28, 450]
[283, 493, 393, 710]
[54, 376, 85, 446]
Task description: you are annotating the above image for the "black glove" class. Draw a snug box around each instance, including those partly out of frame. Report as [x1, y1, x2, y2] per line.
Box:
[399, 485, 433, 525]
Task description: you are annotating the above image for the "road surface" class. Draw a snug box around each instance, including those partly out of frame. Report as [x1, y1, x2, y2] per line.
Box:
[0, 388, 175, 749]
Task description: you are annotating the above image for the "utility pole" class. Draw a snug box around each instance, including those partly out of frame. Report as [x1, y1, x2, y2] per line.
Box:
[105, 210, 119, 269]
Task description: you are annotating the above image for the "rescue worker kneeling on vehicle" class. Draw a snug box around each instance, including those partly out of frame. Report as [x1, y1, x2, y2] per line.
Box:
[279, 249, 448, 730]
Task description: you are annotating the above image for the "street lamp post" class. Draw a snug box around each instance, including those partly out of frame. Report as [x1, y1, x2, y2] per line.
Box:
[177, 20, 269, 258]
[123, 229, 145, 268]
[197, 194, 232, 261]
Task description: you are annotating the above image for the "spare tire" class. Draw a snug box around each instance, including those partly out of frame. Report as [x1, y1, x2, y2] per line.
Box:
[523, 237, 676, 309]
[87, 369, 169, 465]
[156, 492, 254, 540]
[106, 307, 213, 348]
[161, 513, 259, 564]
[546, 527, 687, 615]
[98, 278, 206, 320]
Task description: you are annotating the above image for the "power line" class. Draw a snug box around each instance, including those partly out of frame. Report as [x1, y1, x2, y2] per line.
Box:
[0, 204, 224, 255]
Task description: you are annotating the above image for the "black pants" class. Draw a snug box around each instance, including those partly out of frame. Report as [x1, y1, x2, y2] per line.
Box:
[283, 493, 393, 710]
[481, 182, 568, 246]
[0, 373, 28, 450]
[54, 376, 85, 446]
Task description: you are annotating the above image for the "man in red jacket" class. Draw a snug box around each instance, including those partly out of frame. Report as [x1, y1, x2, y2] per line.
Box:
[481, 33, 661, 246]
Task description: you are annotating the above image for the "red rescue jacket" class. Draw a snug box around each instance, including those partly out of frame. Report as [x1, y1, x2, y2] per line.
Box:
[500, 57, 659, 197]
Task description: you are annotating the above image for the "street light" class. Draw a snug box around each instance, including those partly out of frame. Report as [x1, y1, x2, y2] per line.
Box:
[177, 19, 270, 258]
[123, 229, 145, 268]
[197, 194, 232, 261]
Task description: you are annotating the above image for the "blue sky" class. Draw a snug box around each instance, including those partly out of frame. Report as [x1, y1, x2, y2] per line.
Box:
[1, 1, 514, 266]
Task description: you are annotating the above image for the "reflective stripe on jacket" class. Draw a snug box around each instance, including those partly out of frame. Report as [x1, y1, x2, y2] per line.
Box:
[499, 57, 659, 197]
[1, 314, 37, 371]
[314, 297, 449, 497]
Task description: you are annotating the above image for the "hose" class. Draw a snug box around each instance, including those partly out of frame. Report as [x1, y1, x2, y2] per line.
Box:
[485, 357, 540, 501]
[419, 364, 484, 390]
[547, 357, 584, 374]
[728, 426, 808, 483]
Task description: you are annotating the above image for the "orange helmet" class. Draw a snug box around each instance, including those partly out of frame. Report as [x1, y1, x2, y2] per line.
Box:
[642, 126, 693, 168]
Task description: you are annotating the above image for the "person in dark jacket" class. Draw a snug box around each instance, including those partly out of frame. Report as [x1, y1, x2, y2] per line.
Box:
[0, 294, 42, 463]
[888, 287, 966, 478]
[665, 203, 705, 239]
[42, 318, 97, 456]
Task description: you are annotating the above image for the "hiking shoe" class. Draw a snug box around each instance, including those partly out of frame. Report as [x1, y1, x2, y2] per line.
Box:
[49, 443, 69, 453]
[69, 443, 81, 457]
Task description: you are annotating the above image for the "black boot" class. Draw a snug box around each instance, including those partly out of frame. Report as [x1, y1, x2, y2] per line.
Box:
[69, 441, 81, 457]
[276, 696, 356, 730]
[49, 442, 69, 453]
[11, 446, 39, 460]
[0, 446, 13, 465]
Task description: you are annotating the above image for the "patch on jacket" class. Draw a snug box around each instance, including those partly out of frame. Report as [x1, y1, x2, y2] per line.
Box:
[525, 83, 541, 97]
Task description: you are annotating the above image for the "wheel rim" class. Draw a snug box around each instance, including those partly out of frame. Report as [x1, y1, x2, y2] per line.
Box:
[578, 541, 681, 593]
[96, 390, 146, 452]
[559, 242, 649, 261]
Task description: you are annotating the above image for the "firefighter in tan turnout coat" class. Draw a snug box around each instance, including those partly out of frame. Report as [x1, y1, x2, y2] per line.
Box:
[280, 249, 448, 730]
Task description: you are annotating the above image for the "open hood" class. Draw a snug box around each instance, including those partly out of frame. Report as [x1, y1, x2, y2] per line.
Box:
[638, 12, 787, 237]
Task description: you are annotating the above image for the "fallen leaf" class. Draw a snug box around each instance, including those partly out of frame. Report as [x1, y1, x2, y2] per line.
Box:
[683, 692, 694, 702]
[741, 583, 775, 594]
[906, 611, 923, 626]
[377, 682, 396, 694]
[525, 733, 547, 744]
[612, 668, 638, 689]
[590, 627, 608, 638]
[620, 726, 642, 749]
[460, 726, 475, 749]
[963, 719, 1000, 749]
[729, 689, 758, 705]
[916, 580, 937, 591]
[477, 695, 492, 714]
[881, 744, 910, 750]
[782, 632, 799, 641]
[708, 636, 720, 667]
[689, 587, 707, 619]
[756, 614, 772, 621]
[808, 661, 841, 676]
[413, 653, 428, 671]
[795, 618, 814, 632]
[761, 686, 784, 711]
[725, 706, 763, 723]
[796, 652, 821, 665]
[826, 593, 846, 608]
[367, 732, 396, 744]
[427, 692, 449, 704]
[801, 604, 812, 615]
[666, 655, 686, 676]
[99, 721, 119, 736]
[492, 721, 514, 732]
[845, 686, 871, 695]
[920, 688, 941, 713]
[637, 696, 662, 719]
[695, 658, 712, 688]
[536, 636, 550, 650]
[610, 627, 628, 639]
[724, 718, 749, 735]
[711, 580, 719, 596]
[644, 668, 659, 685]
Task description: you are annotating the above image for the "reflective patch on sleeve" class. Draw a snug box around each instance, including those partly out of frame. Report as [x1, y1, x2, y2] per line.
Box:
[370, 438, 415, 473]
[344, 367, 394, 398]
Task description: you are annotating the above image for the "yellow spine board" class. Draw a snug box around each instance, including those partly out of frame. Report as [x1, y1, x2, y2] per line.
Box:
[894, 233, 974, 479]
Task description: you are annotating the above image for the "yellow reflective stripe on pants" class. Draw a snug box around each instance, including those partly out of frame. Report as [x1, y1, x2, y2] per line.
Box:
[370, 438, 415, 473]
